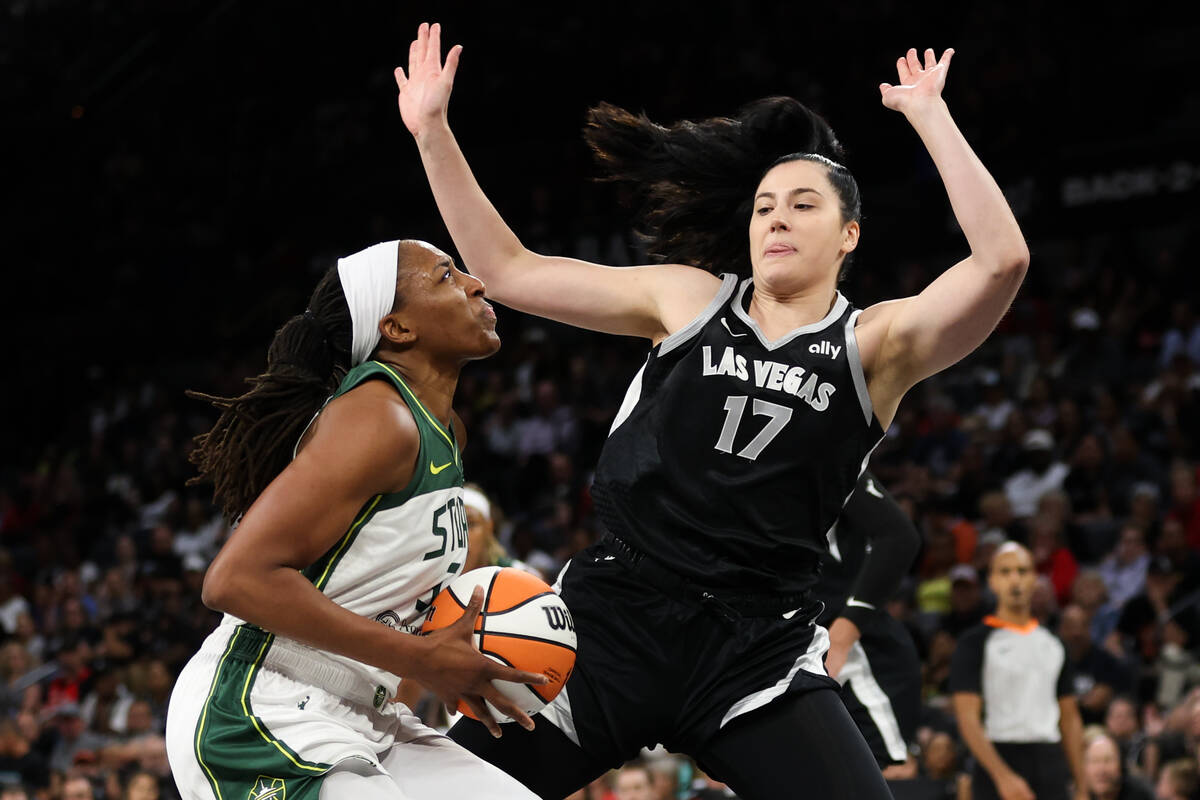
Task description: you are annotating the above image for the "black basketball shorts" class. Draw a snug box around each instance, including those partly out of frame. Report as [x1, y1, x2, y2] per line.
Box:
[532, 542, 838, 766]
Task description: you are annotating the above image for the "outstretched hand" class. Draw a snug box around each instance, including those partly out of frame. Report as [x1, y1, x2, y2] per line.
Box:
[416, 585, 549, 738]
[879, 48, 954, 115]
[395, 22, 462, 139]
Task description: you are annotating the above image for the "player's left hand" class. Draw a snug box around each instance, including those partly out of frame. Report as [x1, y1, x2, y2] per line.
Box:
[879, 48, 953, 115]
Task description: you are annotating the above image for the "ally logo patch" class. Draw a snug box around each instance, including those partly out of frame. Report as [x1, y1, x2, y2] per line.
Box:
[248, 776, 286, 800]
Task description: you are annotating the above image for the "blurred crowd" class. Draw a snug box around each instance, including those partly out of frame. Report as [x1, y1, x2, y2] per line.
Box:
[4, 208, 1199, 799]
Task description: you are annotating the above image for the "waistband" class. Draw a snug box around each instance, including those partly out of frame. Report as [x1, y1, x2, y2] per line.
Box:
[601, 533, 821, 622]
[209, 624, 397, 711]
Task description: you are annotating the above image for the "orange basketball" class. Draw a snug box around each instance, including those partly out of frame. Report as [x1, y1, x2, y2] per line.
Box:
[421, 566, 577, 721]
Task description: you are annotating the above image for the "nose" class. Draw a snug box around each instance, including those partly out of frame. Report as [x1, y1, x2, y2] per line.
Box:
[465, 271, 486, 296]
[769, 213, 790, 233]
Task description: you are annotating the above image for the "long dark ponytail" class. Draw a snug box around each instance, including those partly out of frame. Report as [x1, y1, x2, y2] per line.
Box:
[583, 96, 858, 278]
[187, 266, 353, 521]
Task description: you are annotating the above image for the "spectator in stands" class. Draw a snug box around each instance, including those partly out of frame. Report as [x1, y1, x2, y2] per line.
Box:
[941, 564, 988, 638]
[1060, 604, 1133, 724]
[1155, 759, 1199, 800]
[1005, 429, 1070, 520]
[1100, 526, 1152, 611]
[614, 762, 655, 800]
[1081, 726, 1153, 800]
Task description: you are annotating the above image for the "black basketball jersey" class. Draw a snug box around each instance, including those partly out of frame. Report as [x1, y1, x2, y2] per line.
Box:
[591, 274, 885, 595]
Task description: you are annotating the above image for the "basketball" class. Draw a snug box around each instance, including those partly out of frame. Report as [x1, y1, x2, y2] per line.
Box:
[421, 566, 577, 721]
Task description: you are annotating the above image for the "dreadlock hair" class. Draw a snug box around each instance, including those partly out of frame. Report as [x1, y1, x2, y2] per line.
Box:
[584, 96, 861, 280]
[186, 266, 357, 522]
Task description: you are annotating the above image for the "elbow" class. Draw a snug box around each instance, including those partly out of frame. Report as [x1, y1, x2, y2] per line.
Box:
[201, 559, 235, 613]
[998, 244, 1030, 279]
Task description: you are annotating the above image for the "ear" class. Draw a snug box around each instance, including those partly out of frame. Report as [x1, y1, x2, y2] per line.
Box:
[841, 220, 861, 255]
[378, 312, 417, 349]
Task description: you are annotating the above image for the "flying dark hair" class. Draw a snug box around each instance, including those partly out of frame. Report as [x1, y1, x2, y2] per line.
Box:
[584, 96, 861, 279]
[186, 266, 356, 522]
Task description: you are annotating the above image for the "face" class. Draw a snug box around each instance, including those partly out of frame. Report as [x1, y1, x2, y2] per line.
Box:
[62, 778, 93, 800]
[989, 546, 1036, 614]
[1058, 606, 1091, 653]
[1106, 698, 1138, 739]
[1084, 736, 1121, 796]
[614, 768, 654, 800]
[748, 159, 858, 293]
[384, 241, 500, 363]
[126, 774, 159, 800]
[464, 505, 494, 572]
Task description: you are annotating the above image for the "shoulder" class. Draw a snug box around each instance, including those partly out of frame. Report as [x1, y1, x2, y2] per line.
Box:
[955, 623, 996, 651]
[648, 265, 729, 341]
[299, 379, 420, 495]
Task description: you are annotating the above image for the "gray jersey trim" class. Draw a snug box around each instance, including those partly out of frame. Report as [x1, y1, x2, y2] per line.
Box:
[732, 279, 850, 351]
[843, 309, 874, 426]
[658, 273, 740, 356]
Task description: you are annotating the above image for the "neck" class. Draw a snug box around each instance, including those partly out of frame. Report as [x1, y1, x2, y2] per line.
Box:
[373, 353, 459, 429]
[993, 606, 1033, 627]
[747, 281, 838, 340]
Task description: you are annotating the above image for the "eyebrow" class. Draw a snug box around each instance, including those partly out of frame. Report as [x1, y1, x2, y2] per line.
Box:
[755, 187, 825, 203]
[432, 258, 452, 273]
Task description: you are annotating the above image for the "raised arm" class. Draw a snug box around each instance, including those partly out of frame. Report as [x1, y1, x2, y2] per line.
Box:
[394, 23, 720, 341]
[859, 49, 1029, 425]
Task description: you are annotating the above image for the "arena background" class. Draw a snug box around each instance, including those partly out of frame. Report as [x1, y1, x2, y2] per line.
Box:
[3, 2, 1199, 799]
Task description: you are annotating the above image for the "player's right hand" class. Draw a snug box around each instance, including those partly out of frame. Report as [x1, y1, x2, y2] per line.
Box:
[395, 22, 461, 140]
[417, 585, 549, 738]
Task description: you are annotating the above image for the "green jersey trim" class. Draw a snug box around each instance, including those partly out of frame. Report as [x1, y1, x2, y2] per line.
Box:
[302, 494, 383, 589]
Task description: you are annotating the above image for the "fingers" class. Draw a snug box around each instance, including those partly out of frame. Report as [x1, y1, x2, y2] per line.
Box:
[443, 44, 462, 86]
[491, 664, 550, 685]
[428, 22, 442, 69]
[394, 66, 407, 91]
[905, 48, 921, 79]
[879, 82, 892, 97]
[415, 22, 429, 68]
[454, 585, 484, 634]
[895, 56, 911, 84]
[462, 695, 502, 738]
[408, 33, 422, 78]
[924, 48, 936, 70]
[482, 689, 537, 732]
[941, 48, 955, 69]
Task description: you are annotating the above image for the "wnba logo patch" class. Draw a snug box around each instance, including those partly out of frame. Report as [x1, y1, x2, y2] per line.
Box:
[248, 776, 286, 800]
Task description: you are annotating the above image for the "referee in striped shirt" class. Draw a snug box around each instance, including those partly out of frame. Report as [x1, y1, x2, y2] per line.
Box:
[950, 542, 1086, 800]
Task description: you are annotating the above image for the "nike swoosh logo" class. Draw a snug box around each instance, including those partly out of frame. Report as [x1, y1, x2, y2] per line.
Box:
[720, 317, 747, 337]
[865, 478, 883, 498]
[845, 598, 876, 610]
[430, 461, 452, 475]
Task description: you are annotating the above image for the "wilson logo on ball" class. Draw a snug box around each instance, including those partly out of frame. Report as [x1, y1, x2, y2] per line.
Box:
[542, 606, 574, 632]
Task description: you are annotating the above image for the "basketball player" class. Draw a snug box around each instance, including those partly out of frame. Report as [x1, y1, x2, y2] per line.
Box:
[397, 23, 1028, 798]
[818, 470, 922, 768]
[165, 240, 547, 800]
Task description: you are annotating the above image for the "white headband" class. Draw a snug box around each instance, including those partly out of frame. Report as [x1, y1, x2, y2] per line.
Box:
[462, 487, 492, 520]
[337, 241, 400, 366]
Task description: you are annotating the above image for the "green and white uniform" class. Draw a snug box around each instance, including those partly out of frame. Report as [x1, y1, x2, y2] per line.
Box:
[166, 362, 536, 800]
